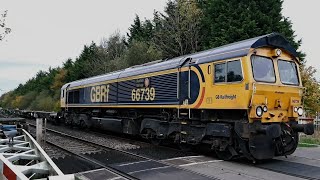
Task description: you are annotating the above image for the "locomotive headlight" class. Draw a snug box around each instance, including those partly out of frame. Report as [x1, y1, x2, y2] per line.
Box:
[297, 107, 304, 116]
[256, 106, 263, 117]
[275, 48, 282, 56]
[294, 107, 298, 112]
[263, 106, 268, 112]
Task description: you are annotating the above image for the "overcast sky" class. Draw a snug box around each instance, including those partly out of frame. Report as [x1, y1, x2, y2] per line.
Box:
[0, 0, 319, 96]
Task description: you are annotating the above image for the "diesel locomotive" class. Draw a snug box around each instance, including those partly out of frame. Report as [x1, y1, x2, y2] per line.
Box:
[60, 33, 314, 161]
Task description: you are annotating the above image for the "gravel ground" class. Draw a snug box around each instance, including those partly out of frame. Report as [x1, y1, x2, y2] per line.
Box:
[27, 119, 140, 150]
[46, 131, 102, 154]
[26, 119, 197, 160]
[29, 124, 143, 164]
[28, 126, 70, 158]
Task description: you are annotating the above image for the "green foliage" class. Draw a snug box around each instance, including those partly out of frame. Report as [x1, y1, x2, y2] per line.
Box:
[300, 136, 320, 146]
[127, 15, 154, 44]
[300, 66, 320, 116]
[28, 91, 55, 111]
[69, 43, 97, 80]
[298, 143, 318, 148]
[0, 92, 15, 108]
[126, 41, 162, 66]
[85, 32, 128, 77]
[18, 91, 38, 109]
[199, 0, 305, 61]
[152, 0, 202, 58]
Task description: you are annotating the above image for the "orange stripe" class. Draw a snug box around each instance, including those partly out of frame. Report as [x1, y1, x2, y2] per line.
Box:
[194, 87, 205, 108]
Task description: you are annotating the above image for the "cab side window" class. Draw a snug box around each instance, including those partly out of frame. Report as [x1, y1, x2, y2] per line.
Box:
[214, 63, 226, 83]
[214, 60, 243, 83]
[227, 60, 243, 82]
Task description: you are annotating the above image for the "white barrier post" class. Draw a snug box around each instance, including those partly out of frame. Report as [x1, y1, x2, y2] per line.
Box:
[36, 118, 44, 147]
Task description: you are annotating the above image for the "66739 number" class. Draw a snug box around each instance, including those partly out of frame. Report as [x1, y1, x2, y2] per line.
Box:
[132, 87, 155, 101]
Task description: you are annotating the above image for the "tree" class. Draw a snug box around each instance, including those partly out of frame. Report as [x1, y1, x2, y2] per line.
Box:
[18, 91, 38, 110]
[70, 43, 97, 80]
[85, 32, 128, 77]
[199, 0, 305, 61]
[0, 92, 15, 109]
[127, 15, 154, 45]
[101, 31, 127, 60]
[0, 10, 11, 41]
[300, 65, 320, 116]
[51, 68, 67, 90]
[152, 0, 202, 58]
[126, 40, 162, 66]
[62, 58, 74, 82]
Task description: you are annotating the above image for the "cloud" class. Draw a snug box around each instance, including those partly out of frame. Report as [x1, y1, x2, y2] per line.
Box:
[0, 0, 167, 94]
[282, 1, 320, 80]
[0, 62, 50, 95]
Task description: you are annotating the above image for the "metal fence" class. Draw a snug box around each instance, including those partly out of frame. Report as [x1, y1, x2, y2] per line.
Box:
[314, 118, 320, 131]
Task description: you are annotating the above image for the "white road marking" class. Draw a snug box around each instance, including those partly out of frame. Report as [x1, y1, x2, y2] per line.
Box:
[179, 160, 223, 167]
[117, 160, 151, 167]
[162, 155, 203, 161]
[128, 166, 170, 174]
[108, 177, 124, 180]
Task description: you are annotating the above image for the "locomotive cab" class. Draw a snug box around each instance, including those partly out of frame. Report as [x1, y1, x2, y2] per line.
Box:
[248, 47, 304, 123]
[241, 47, 314, 159]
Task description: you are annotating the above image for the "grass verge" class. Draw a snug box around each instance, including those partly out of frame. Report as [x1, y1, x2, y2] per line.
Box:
[299, 131, 320, 147]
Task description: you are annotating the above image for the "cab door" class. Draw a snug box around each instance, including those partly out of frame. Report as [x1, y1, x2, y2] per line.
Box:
[209, 58, 248, 109]
[178, 58, 200, 118]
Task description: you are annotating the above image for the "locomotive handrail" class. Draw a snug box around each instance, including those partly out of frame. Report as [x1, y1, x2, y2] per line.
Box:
[249, 82, 256, 108]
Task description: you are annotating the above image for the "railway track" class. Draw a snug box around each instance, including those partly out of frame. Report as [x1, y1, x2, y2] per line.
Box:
[28, 124, 139, 179]
[27, 121, 320, 180]
[26, 119, 197, 160]
[28, 123, 218, 179]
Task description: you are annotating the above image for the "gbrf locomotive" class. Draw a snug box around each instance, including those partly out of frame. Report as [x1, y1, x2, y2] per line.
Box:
[60, 33, 314, 161]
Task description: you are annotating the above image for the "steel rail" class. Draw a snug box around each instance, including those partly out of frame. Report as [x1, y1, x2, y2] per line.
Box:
[30, 122, 320, 180]
[27, 119, 192, 155]
[45, 141, 137, 180]
[28, 123, 220, 180]
[28, 124, 137, 180]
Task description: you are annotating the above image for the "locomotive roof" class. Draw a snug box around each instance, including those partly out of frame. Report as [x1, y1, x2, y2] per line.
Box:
[63, 33, 297, 89]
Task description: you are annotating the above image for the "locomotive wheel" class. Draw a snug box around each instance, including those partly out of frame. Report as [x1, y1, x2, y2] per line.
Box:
[151, 138, 162, 146]
[179, 143, 193, 152]
[282, 131, 299, 156]
[215, 148, 233, 160]
[147, 129, 162, 145]
[79, 120, 88, 129]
